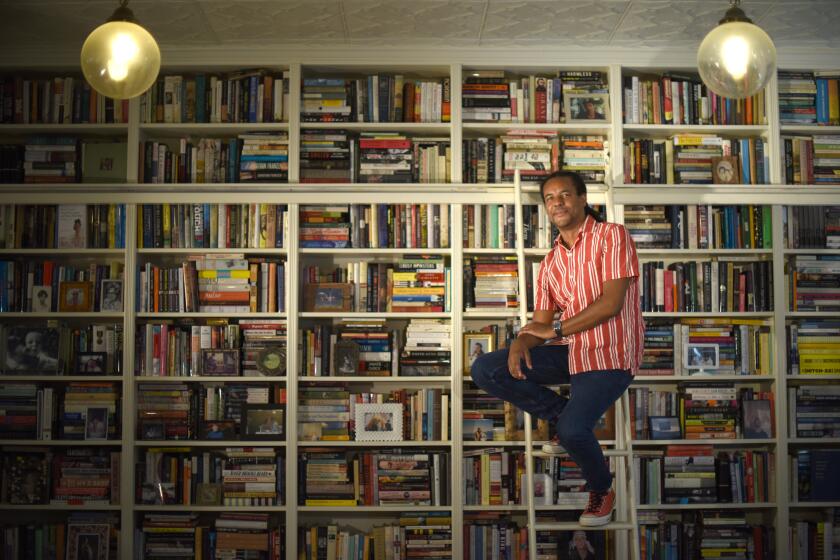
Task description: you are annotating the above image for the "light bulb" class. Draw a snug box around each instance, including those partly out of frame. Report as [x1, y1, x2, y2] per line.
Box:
[698, 19, 776, 100]
[80, 10, 160, 99]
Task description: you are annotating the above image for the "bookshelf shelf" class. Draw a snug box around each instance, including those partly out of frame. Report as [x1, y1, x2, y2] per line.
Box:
[631, 439, 777, 446]
[134, 505, 287, 512]
[463, 441, 525, 447]
[298, 506, 451, 513]
[0, 375, 124, 382]
[636, 248, 774, 256]
[463, 505, 528, 511]
[297, 440, 450, 447]
[786, 375, 840, 382]
[463, 248, 516, 255]
[790, 502, 840, 508]
[134, 376, 288, 383]
[137, 248, 288, 255]
[135, 312, 287, 318]
[0, 123, 128, 134]
[0, 248, 126, 256]
[0, 312, 124, 319]
[299, 248, 452, 255]
[134, 440, 287, 447]
[787, 438, 840, 445]
[299, 312, 450, 319]
[641, 312, 774, 318]
[301, 122, 451, 133]
[298, 376, 451, 383]
[786, 311, 840, 317]
[0, 439, 121, 446]
[139, 122, 290, 135]
[0, 504, 122, 511]
[463, 122, 611, 135]
[780, 124, 840, 134]
[782, 248, 840, 255]
[622, 124, 768, 136]
[463, 309, 520, 318]
[533, 522, 635, 531]
[635, 503, 775, 510]
[633, 375, 774, 382]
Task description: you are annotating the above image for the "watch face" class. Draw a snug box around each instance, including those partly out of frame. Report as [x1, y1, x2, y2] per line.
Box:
[256, 347, 286, 375]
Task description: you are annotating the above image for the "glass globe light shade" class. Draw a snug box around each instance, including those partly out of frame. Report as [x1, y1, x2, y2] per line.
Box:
[80, 19, 160, 100]
[698, 21, 776, 99]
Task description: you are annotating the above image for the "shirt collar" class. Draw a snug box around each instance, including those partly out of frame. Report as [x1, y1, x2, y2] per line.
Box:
[553, 213, 597, 250]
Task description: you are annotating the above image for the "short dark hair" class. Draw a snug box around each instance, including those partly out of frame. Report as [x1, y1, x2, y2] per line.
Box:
[538, 170, 604, 222]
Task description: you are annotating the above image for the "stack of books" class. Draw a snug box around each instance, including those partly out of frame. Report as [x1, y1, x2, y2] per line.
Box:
[299, 451, 356, 506]
[140, 513, 199, 559]
[335, 319, 393, 377]
[390, 256, 447, 313]
[663, 444, 716, 504]
[24, 137, 79, 183]
[672, 134, 723, 184]
[299, 130, 354, 183]
[238, 132, 289, 183]
[462, 71, 511, 122]
[61, 382, 119, 440]
[50, 449, 118, 506]
[400, 319, 451, 376]
[788, 319, 840, 375]
[358, 132, 413, 183]
[239, 319, 287, 376]
[640, 319, 675, 376]
[500, 131, 559, 184]
[778, 71, 818, 124]
[465, 255, 519, 309]
[789, 255, 840, 312]
[301, 79, 351, 122]
[561, 135, 607, 184]
[215, 513, 283, 559]
[682, 383, 738, 440]
[791, 385, 840, 437]
[401, 512, 452, 559]
[222, 448, 280, 506]
[0, 383, 38, 439]
[137, 383, 191, 440]
[299, 205, 351, 248]
[298, 385, 350, 441]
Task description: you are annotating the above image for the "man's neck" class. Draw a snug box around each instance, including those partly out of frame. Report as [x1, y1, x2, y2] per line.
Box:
[558, 215, 587, 248]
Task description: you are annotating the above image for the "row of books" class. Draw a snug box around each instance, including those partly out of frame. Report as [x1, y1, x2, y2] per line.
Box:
[345, 204, 451, 249]
[0, 513, 120, 560]
[629, 384, 775, 440]
[788, 255, 840, 312]
[622, 74, 766, 125]
[635, 447, 775, 505]
[782, 135, 840, 185]
[140, 132, 289, 184]
[299, 319, 397, 377]
[463, 256, 519, 310]
[794, 449, 840, 501]
[137, 256, 286, 313]
[462, 70, 608, 123]
[299, 514, 451, 560]
[639, 258, 773, 313]
[138, 203, 288, 249]
[0, 324, 123, 376]
[784, 205, 840, 249]
[788, 385, 840, 438]
[778, 70, 840, 125]
[299, 450, 449, 507]
[0, 203, 126, 249]
[463, 517, 527, 560]
[788, 511, 840, 560]
[624, 204, 772, 250]
[0, 260, 123, 313]
[787, 319, 840, 376]
[640, 319, 773, 377]
[137, 447, 283, 506]
[623, 135, 768, 184]
[461, 133, 606, 185]
[140, 70, 290, 124]
[462, 449, 525, 506]
[0, 76, 129, 124]
[301, 76, 451, 123]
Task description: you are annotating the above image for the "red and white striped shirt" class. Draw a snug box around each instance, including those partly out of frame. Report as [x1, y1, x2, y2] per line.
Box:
[535, 214, 644, 375]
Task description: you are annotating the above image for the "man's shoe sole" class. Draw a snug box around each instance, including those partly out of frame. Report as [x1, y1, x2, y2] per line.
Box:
[578, 514, 613, 527]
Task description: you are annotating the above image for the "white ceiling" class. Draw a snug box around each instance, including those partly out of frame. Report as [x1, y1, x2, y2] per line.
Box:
[1, 0, 839, 62]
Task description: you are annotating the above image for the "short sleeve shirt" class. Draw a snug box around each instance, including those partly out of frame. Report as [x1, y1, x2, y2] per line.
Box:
[534, 215, 644, 375]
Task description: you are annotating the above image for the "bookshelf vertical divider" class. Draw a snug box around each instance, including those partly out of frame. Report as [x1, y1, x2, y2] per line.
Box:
[449, 201, 465, 560]
[285, 202, 301, 558]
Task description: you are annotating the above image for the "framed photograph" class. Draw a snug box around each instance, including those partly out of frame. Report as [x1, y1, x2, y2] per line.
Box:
[140, 420, 165, 440]
[3, 326, 61, 374]
[241, 404, 285, 440]
[200, 420, 237, 440]
[649, 416, 682, 440]
[684, 343, 720, 370]
[712, 155, 741, 184]
[31, 285, 52, 312]
[77, 352, 108, 374]
[195, 483, 223, 506]
[560, 530, 606, 560]
[82, 141, 127, 183]
[57, 205, 87, 249]
[256, 346, 286, 376]
[67, 523, 109, 560]
[463, 332, 494, 375]
[565, 93, 610, 123]
[463, 418, 495, 441]
[99, 279, 123, 312]
[141, 482, 177, 505]
[59, 281, 93, 312]
[354, 403, 403, 441]
[334, 340, 360, 375]
[85, 407, 109, 440]
[201, 348, 240, 376]
[742, 399, 773, 439]
[303, 283, 352, 312]
[594, 404, 616, 440]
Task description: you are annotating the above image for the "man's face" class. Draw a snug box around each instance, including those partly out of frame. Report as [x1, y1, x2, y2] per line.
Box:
[24, 332, 41, 352]
[543, 177, 587, 231]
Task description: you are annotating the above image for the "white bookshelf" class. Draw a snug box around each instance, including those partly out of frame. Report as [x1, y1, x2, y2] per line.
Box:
[0, 55, 837, 560]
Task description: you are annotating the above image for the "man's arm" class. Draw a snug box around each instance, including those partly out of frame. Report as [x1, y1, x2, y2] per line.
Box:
[508, 309, 555, 379]
[519, 277, 631, 340]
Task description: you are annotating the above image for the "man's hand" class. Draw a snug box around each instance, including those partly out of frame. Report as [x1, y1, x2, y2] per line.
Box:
[519, 321, 556, 340]
[507, 338, 531, 380]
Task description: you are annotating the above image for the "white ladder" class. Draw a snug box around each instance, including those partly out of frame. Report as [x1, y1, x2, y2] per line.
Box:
[511, 171, 640, 560]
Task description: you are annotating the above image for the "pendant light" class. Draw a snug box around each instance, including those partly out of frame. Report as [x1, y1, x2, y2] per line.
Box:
[80, 0, 161, 100]
[697, 0, 776, 99]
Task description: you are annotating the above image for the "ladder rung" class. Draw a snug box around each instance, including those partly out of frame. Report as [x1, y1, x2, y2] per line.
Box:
[532, 449, 632, 458]
[533, 522, 636, 531]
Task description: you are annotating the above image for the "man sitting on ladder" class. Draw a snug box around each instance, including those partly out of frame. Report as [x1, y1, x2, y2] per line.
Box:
[471, 170, 643, 527]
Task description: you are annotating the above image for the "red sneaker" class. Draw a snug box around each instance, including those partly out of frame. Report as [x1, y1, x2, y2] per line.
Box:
[579, 488, 614, 527]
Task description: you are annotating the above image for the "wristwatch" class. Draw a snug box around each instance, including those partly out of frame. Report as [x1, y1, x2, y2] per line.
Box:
[553, 319, 563, 338]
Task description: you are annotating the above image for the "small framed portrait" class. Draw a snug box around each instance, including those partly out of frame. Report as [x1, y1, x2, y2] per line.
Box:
[256, 347, 286, 376]
[59, 281, 93, 312]
[77, 352, 108, 374]
[31, 285, 52, 312]
[195, 483, 223, 506]
[99, 279, 123, 312]
[201, 348, 240, 376]
[57, 205, 88, 249]
[3, 326, 61, 374]
[67, 523, 109, 560]
[334, 340, 360, 375]
[561, 530, 605, 560]
[141, 482, 177, 505]
[85, 407, 109, 440]
[463, 418, 495, 441]
[140, 420, 165, 440]
[463, 332, 494, 375]
[200, 420, 237, 440]
[565, 93, 610, 123]
[303, 283, 352, 312]
[355, 403, 403, 441]
[649, 416, 682, 440]
[684, 343, 720, 371]
[742, 399, 773, 439]
[712, 156, 741, 184]
[241, 404, 285, 440]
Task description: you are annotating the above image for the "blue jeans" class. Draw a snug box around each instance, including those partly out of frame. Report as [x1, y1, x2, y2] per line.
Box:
[470, 344, 633, 493]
